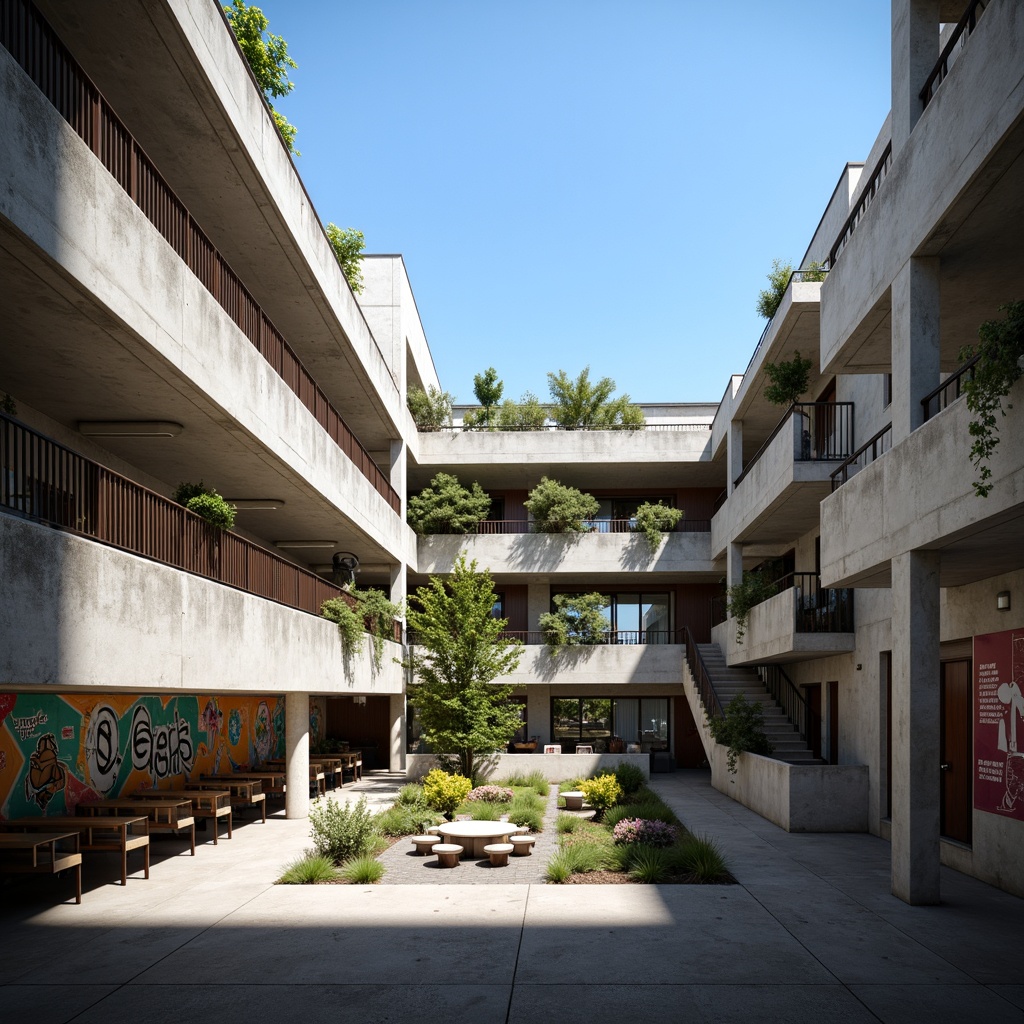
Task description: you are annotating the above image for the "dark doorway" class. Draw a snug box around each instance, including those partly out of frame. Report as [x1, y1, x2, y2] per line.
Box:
[805, 683, 822, 761]
[940, 659, 972, 844]
[827, 681, 839, 765]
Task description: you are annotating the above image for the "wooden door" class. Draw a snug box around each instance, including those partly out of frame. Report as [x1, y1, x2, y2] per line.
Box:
[940, 660, 972, 844]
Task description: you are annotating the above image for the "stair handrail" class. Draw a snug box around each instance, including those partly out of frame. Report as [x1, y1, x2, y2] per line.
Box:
[683, 628, 723, 719]
[756, 663, 816, 749]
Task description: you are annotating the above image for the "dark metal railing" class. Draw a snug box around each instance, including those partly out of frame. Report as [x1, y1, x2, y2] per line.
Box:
[712, 489, 727, 514]
[683, 627, 722, 719]
[830, 423, 892, 491]
[829, 142, 893, 268]
[744, 266, 830, 375]
[734, 402, 855, 487]
[920, 0, 989, 108]
[442, 421, 712, 433]
[0, 0, 399, 514]
[922, 354, 980, 420]
[467, 518, 710, 536]
[0, 411, 401, 641]
[407, 629, 685, 647]
[782, 573, 855, 634]
[756, 663, 817, 751]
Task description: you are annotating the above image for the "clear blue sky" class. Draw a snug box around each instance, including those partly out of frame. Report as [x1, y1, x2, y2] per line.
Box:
[259, 1, 892, 405]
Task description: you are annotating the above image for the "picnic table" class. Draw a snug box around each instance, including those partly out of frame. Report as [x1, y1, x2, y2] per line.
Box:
[0, 831, 82, 903]
[2, 815, 149, 886]
[263, 759, 328, 795]
[77, 799, 196, 855]
[202, 771, 286, 799]
[132, 789, 233, 844]
[187, 777, 267, 822]
[431, 820, 527, 858]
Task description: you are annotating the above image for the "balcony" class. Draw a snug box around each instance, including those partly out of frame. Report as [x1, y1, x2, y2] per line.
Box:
[497, 640, 686, 688]
[713, 574, 855, 667]
[416, 525, 715, 579]
[712, 403, 854, 554]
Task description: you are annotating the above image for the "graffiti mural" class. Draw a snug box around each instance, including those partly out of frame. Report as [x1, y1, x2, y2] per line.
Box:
[0, 692, 287, 820]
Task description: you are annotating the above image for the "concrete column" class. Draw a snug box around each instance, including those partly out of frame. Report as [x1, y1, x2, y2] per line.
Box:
[527, 583, 549, 633]
[526, 686, 550, 744]
[891, 0, 940, 152]
[890, 549, 941, 904]
[389, 437, 407, 518]
[727, 420, 743, 495]
[390, 561, 407, 639]
[891, 257, 940, 443]
[388, 693, 405, 773]
[726, 542, 743, 591]
[285, 691, 310, 819]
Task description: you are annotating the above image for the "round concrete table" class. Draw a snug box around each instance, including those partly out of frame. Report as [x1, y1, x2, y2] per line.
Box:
[433, 820, 524, 857]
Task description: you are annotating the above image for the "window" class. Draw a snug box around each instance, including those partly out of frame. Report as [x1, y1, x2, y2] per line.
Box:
[549, 697, 670, 753]
[592, 496, 675, 533]
[550, 592, 671, 644]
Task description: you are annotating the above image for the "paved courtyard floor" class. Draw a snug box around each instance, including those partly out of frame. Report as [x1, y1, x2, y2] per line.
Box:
[1, 770, 1022, 1024]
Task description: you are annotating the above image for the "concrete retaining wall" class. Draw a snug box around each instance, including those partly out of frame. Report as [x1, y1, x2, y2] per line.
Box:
[405, 752, 650, 783]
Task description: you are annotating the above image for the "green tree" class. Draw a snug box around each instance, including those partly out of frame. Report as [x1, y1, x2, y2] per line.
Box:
[539, 593, 610, 647]
[407, 385, 454, 430]
[224, 0, 299, 154]
[407, 473, 491, 534]
[524, 477, 599, 533]
[405, 554, 524, 780]
[325, 224, 365, 294]
[763, 351, 813, 406]
[756, 259, 794, 320]
[497, 391, 548, 430]
[470, 367, 504, 429]
[546, 367, 644, 429]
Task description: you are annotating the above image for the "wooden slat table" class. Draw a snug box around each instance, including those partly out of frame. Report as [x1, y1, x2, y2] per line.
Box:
[264, 759, 328, 795]
[77, 799, 196, 856]
[0, 831, 82, 903]
[132, 789, 233, 844]
[2, 816, 149, 886]
[337, 751, 363, 784]
[187, 778, 266, 823]
[202, 772, 286, 799]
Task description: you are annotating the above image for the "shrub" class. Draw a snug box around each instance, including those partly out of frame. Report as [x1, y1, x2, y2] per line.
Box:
[612, 762, 646, 796]
[467, 785, 515, 803]
[524, 477, 599, 533]
[763, 351, 813, 407]
[627, 844, 673, 883]
[497, 391, 548, 430]
[407, 385, 454, 430]
[707, 694, 774, 774]
[397, 784, 424, 805]
[546, 367, 644, 429]
[726, 569, 781, 644]
[633, 501, 683, 551]
[185, 491, 236, 530]
[557, 813, 581, 834]
[539, 592, 610, 647]
[612, 817, 679, 848]
[508, 806, 544, 832]
[578, 774, 622, 820]
[497, 769, 550, 796]
[407, 472, 491, 534]
[320, 587, 399, 670]
[340, 854, 385, 884]
[469, 802, 502, 821]
[374, 802, 442, 837]
[676, 832, 730, 882]
[309, 796, 378, 863]
[325, 224, 365, 294]
[756, 258, 793, 320]
[278, 852, 338, 884]
[421, 769, 472, 816]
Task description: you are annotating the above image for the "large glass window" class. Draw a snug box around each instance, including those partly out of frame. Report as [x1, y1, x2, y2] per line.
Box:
[550, 592, 671, 644]
[550, 697, 669, 753]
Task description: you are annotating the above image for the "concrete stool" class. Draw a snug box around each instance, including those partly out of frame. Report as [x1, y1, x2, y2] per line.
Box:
[426, 825, 442, 835]
[483, 843, 514, 867]
[433, 843, 463, 868]
[562, 791, 585, 811]
[509, 835, 536, 856]
[411, 835, 441, 856]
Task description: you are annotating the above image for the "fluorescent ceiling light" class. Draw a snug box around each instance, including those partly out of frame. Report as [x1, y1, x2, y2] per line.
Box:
[226, 499, 286, 510]
[79, 420, 183, 437]
[275, 540, 337, 548]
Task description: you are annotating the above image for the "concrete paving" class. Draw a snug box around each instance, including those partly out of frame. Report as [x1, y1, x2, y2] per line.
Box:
[0, 770, 1022, 1024]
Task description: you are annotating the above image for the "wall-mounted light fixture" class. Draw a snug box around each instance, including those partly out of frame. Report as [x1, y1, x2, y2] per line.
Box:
[275, 540, 337, 549]
[79, 421, 183, 437]
[227, 499, 286, 510]
[997, 591, 1011, 611]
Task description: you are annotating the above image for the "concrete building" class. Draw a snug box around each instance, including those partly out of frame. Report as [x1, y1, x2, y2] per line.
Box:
[1, 0, 1022, 906]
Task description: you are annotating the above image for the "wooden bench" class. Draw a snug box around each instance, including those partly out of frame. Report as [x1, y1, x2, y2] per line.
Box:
[0, 831, 82, 903]
[188, 778, 267, 822]
[483, 843, 513, 867]
[3, 815, 149, 886]
[77, 799, 196, 856]
[203, 771, 285, 800]
[132, 789, 232, 844]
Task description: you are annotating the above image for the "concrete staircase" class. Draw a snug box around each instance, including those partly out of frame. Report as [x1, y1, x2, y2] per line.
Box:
[696, 643, 822, 766]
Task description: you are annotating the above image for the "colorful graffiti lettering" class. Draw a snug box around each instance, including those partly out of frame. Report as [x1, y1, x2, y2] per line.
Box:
[24, 733, 68, 809]
[131, 704, 194, 782]
[12, 710, 48, 740]
[85, 703, 123, 794]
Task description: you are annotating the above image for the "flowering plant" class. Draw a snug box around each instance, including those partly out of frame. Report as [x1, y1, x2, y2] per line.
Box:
[466, 785, 514, 803]
[612, 817, 678, 848]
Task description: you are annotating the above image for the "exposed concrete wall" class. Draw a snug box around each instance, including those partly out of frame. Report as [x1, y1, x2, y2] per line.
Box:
[0, 50, 409, 563]
[0, 517, 404, 695]
[405, 752, 650, 783]
[417, 531, 714, 578]
[495, 646, 686, 688]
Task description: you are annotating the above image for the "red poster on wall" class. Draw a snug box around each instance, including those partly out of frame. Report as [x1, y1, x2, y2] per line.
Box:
[973, 628, 1024, 822]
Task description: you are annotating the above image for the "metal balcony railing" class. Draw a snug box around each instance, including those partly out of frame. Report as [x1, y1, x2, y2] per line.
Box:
[734, 403, 854, 488]
[756, 663, 817, 751]
[683, 627, 722, 719]
[922, 354, 980, 421]
[830, 423, 892, 491]
[407, 629, 684, 647]
[0, 0, 400, 514]
[920, 0, 989, 108]
[0, 411, 400, 640]
[829, 142, 893, 268]
[467, 518, 710, 536]
[784, 573, 855, 634]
